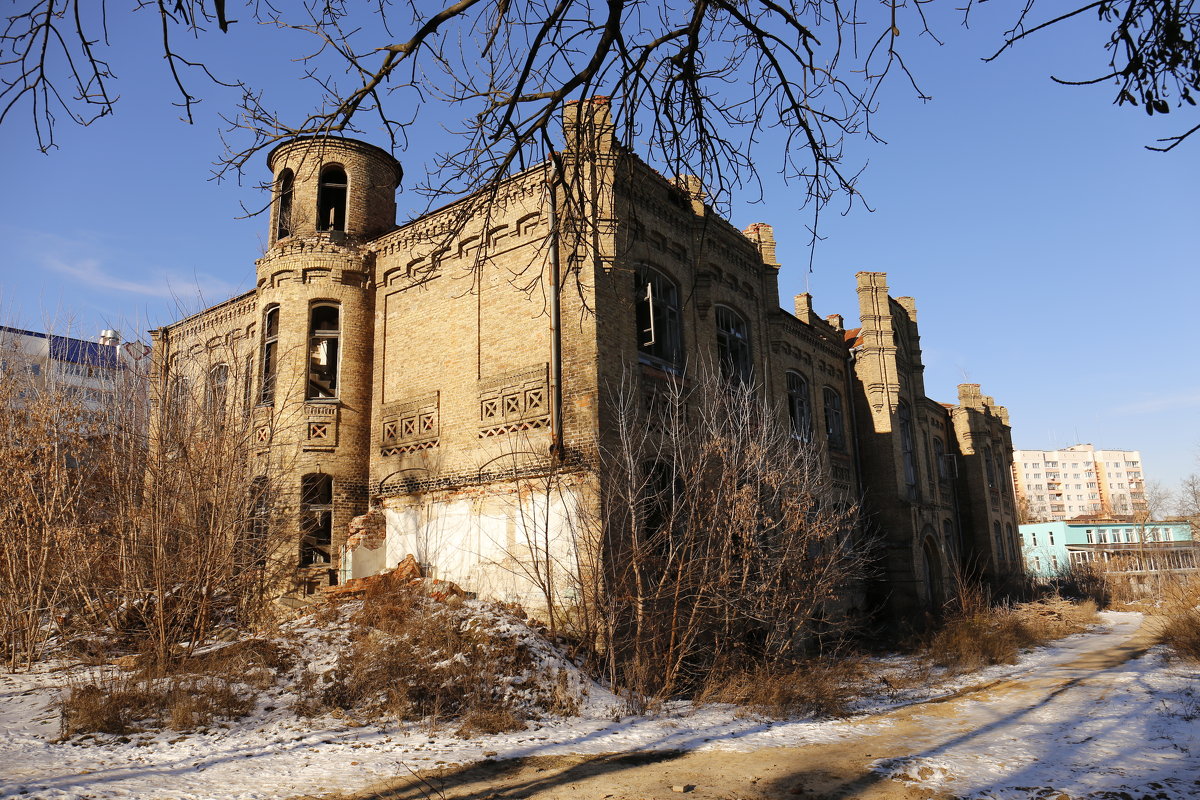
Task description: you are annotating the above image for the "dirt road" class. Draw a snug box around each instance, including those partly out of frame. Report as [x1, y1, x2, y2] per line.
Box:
[312, 618, 1194, 800]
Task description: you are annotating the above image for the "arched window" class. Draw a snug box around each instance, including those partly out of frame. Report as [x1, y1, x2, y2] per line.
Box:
[307, 303, 340, 400]
[300, 473, 333, 566]
[898, 402, 917, 500]
[785, 372, 812, 441]
[823, 387, 846, 451]
[635, 267, 682, 367]
[984, 445, 997, 488]
[993, 520, 1004, 563]
[715, 305, 752, 384]
[317, 165, 348, 232]
[260, 306, 279, 405]
[205, 363, 229, 416]
[276, 169, 294, 240]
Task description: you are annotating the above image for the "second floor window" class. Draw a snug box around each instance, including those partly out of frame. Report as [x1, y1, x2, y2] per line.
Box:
[823, 386, 846, 451]
[308, 304, 340, 400]
[899, 401, 917, 499]
[205, 363, 229, 416]
[260, 307, 279, 405]
[636, 267, 682, 367]
[715, 305, 752, 384]
[786, 372, 812, 441]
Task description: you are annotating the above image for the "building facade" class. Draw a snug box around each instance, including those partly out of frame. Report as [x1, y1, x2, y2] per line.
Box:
[1012, 444, 1148, 521]
[0, 325, 148, 410]
[1020, 519, 1196, 580]
[150, 100, 1021, 615]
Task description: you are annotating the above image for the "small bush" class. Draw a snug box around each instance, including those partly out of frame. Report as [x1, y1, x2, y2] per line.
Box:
[928, 597, 1098, 672]
[1160, 610, 1200, 661]
[309, 582, 578, 735]
[697, 658, 864, 719]
[454, 706, 526, 737]
[58, 671, 256, 737]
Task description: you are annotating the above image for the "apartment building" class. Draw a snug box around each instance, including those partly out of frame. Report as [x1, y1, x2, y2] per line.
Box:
[1012, 444, 1147, 522]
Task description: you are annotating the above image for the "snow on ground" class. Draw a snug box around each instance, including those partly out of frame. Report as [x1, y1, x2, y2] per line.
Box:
[871, 613, 1200, 800]
[0, 611, 1197, 800]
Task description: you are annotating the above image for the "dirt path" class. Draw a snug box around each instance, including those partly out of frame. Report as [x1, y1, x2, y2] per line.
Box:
[310, 620, 1167, 800]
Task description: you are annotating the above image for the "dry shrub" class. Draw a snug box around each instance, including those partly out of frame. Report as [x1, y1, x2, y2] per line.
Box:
[455, 707, 526, 737]
[1159, 611, 1200, 661]
[1157, 573, 1200, 660]
[929, 595, 1098, 672]
[313, 582, 574, 734]
[698, 658, 865, 719]
[174, 638, 291, 689]
[59, 670, 256, 737]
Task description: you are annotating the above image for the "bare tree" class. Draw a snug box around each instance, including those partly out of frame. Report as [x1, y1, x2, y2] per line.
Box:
[970, 1, 1200, 151]
[0, 327, 293, 671]
[1, 1, 940, 222]
[1178, 473, 1200, 517]
[597, 366, 869, 700]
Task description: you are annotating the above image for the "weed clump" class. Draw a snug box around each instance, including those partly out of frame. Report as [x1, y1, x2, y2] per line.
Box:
[697, 657, 866, 719]
[928, 595, 1098, 672]
[1159, 610, 1200, 661]
[58, 672, 255, 737]
[300, 579, 582, 734]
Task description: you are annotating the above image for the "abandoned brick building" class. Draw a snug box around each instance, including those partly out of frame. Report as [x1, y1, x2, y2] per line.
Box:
[150, 99, 1021, 616]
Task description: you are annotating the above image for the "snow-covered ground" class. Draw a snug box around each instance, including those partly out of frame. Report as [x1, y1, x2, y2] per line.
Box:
[1, 610, 1196, 800]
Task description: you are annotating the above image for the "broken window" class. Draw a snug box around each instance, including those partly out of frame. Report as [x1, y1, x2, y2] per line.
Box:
[317, 165, 347, 232]
[823, 387, 846, 451]
[239, 476, 271, 573]
[785, 371, 812, 441]
[260, 306, 279, 405]
[300, 473, 333, 567]
[307, 303, 340, 400]
[899, 401, 917, 500]
[715, 305, 752, 384]
[635, 267, 682, 367]
[276, 169, 294, 240]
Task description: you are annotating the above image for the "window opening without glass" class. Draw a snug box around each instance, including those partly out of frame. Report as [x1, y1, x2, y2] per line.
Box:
[307, 304, 340, 400]
[317, 165, 347, 232]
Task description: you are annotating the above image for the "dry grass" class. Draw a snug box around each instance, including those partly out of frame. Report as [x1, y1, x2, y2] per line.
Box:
[1159, 611, 1200, 661]
[56, 636, 282, 737]
[927, 596, 1098, 672]
[58, 671, 255, 737]
[697, 658, 867, 719]
[1155, 573, 1200, 661]
[310, 581, 578, 735]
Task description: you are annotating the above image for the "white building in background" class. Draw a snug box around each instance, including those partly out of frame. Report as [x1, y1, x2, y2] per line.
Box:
[1011, 444, 1147, 522]
[0, 325, 149, 410]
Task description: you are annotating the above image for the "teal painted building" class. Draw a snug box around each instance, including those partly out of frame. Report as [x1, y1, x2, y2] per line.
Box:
[1019, 520, 1196, 579]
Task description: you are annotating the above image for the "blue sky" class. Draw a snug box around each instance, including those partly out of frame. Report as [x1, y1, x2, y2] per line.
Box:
[1, 3, 1197, 494]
